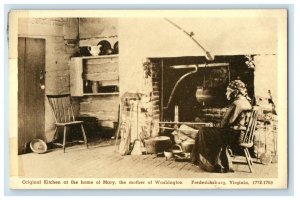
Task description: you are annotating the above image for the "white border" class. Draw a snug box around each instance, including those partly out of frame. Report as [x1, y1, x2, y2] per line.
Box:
[1, 0, 298, 199]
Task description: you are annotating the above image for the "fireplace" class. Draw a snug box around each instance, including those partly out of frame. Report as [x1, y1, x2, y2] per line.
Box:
[148, 55, 255, 126]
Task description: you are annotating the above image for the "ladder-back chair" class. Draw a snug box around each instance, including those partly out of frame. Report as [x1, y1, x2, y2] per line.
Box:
[234, 107, 259, 173]
[47, 94, 88, 152]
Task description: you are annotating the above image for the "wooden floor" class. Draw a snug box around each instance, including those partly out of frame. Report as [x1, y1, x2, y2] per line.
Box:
[18, 139, 278, 179]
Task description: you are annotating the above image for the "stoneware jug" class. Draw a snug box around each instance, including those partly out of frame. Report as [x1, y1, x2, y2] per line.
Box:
[88, 45, 101, 56]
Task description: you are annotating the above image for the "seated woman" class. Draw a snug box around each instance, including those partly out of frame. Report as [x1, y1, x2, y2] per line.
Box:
[191, 80, 252, 172]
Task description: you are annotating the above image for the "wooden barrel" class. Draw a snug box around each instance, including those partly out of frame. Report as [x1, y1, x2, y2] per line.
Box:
[144, 136, 172, 154]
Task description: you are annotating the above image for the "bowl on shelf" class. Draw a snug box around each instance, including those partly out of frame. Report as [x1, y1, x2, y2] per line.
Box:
[79, 46, 92, 56]
[97, 40, 112, 55]
[113, 41, 118, 54]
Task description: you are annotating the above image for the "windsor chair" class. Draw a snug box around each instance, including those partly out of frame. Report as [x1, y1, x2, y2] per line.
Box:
[47, 94, 88, 152]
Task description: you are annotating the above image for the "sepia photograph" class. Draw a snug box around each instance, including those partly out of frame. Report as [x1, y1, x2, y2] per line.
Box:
[8, 9, 287, 189]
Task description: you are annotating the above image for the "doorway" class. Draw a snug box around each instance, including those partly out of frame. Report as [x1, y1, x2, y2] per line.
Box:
[18, 37, 46, 154]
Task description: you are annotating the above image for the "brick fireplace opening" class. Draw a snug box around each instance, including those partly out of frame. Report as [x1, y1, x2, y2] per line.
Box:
[148, 55, 255, 126]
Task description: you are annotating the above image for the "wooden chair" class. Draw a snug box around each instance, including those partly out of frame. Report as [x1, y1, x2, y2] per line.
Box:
[47, 94, 88, 152]
[233, 107, 259, 173]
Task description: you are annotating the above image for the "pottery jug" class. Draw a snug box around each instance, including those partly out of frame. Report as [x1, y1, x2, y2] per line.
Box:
[91, 81, 99, 93]
[88, 45, 101, 56]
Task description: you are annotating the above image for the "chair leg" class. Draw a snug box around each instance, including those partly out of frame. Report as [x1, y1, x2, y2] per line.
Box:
[81, 124, 88, 148]
[243, 148, 253, 173]
[63, 126, 67, 153]
[245, 148, 253, 166]
[246, 148, 253, 166]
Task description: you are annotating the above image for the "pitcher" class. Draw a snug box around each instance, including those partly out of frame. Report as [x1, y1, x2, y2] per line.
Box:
[88, 45, 101, 56]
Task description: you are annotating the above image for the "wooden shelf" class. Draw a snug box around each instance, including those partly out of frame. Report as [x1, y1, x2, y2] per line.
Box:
[70, 56, 119, 97]
[79, 55, 118, 59]
[83, 92, 119, 96]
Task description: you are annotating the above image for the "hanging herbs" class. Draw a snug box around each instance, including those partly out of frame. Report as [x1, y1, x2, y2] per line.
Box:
[245, 55, 255, 69]
[143, 61, 152, 78]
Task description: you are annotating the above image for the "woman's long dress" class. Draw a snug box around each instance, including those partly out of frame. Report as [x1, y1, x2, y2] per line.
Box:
[191, 96, 252, 172]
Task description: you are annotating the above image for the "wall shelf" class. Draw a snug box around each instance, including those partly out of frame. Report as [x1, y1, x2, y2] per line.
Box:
[83, 92, 119, 96]
[70, 55, 120, 122]
[76, 54, 118, 60]
[70, 56, 119, 96]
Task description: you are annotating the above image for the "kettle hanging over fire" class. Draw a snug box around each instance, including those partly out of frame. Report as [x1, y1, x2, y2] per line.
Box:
[195, 67, 213, 106]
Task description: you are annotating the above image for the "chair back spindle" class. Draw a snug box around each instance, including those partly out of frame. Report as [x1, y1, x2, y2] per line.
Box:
[233, 107, 259, 173]
[239, 108, 259, 146]
[47, 94, 75, 123]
